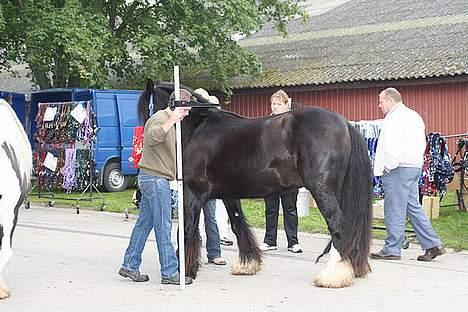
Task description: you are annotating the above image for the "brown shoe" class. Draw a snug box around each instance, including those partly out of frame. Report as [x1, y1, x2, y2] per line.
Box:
[118, 267, 149, 282]
[370, 250, 401, 260]
[417, 245, 446, 262]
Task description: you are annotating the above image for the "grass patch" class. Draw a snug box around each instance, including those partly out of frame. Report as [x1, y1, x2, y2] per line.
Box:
[241, 195, 468, 251]
[28, 188, 468, 250]
[27, 188, 137, 213]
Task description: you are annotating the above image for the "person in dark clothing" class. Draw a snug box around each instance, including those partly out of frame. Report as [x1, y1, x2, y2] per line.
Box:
[260, 90, 303, 254]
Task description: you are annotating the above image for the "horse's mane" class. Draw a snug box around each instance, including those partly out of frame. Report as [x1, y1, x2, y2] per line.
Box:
[216, 109, 249, 120]
[137, 79, 263, 127]
[0, 99, 32, 188]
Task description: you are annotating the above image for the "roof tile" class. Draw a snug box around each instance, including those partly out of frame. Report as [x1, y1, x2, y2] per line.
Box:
[233, 0, 468, 89]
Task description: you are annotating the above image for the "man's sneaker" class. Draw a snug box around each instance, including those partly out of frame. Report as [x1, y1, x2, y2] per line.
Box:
[259, 243, 277, 251]
[161, 273, 193, 285]
[288, 244, 303, 253]
[220, 237, 234, 246]
[118, 267, 149, 282]
[208, 257, 227, 265]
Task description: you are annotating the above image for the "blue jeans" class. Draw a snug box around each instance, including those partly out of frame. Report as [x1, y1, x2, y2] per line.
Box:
[122, 173, 178, 279]
[203, 199, 222, 259]
[382, 167, 441, 256]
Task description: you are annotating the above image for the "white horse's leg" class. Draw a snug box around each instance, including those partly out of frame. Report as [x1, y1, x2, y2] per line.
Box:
[0, 213, 14, 299]
[0, 249, 13, 299]
[314, 244, 354, 288]
[0, 158, 21, 299]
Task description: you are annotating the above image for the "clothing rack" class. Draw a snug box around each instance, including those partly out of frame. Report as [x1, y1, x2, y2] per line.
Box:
[26, 101, 106, 213]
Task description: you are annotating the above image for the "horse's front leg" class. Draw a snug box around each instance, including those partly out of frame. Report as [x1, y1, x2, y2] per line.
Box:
[180, 189, 204, 279]
[310, 191, 354, 288]
[223, 199, 262, 275]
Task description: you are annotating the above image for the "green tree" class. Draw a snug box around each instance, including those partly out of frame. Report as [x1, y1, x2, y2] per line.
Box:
[0, 0, 305, 93]
[0, 4, 4, 31]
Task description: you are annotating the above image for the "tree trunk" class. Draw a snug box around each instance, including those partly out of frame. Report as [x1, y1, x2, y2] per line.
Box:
[30, 66, 51, 90]
[53, 45, 66, 88]
[13, 0, 24, 9]
[68, 75, 81, 88]
[115, 1, 139, 37]
[109, 0, 117, 30]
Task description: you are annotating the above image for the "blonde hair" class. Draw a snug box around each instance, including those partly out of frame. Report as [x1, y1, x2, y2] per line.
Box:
[271, 90, 289, 104]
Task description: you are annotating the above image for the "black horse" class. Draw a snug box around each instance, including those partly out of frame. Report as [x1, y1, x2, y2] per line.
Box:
[137, 80, 373, 288]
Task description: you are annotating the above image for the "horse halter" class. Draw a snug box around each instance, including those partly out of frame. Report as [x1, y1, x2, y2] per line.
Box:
[169, 99, 220, 110]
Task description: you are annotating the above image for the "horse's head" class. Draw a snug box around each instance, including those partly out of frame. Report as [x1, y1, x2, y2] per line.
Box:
[136, 79, 221, 131]
[137, 79, 174, 124]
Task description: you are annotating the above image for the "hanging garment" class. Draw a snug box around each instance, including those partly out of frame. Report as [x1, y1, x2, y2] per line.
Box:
[129, 126, 144, 168]
[353, 120, 383, 196]
[62, 148, 77, 192]
[420, 133, 454, 196]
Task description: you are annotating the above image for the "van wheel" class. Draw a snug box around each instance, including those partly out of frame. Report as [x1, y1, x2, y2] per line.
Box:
[103, 162, 128, 192]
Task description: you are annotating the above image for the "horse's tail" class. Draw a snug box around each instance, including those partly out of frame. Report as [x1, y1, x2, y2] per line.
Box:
[137, 78, 154, 124]
[340, 123, 373, 277]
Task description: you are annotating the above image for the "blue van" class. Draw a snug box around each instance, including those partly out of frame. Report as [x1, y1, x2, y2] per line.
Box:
[29, 88, 142, 192]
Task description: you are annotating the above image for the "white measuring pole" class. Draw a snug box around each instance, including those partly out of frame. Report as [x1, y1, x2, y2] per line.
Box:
[174, 65, 186, 290]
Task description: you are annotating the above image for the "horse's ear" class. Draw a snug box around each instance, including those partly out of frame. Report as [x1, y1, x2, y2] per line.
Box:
[137, 78, 155, 124]
[145, 79, 154, 95]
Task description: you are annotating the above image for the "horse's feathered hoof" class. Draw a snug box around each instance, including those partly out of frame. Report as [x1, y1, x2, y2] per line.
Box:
[231, 258, 261, 275]
[313, 260, 354, 288]
[0, 279, 10, 299]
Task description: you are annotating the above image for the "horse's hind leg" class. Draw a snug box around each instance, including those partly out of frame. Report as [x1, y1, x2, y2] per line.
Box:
[0, 160, 23, 299]
[309, 190, 354, 288]
[223, 199, 262, 275]
[0, 194, 19, 299]
[0, 223, 13, 299]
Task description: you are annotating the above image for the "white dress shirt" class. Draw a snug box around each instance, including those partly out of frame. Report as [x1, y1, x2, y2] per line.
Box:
[373, 103, 426, 177]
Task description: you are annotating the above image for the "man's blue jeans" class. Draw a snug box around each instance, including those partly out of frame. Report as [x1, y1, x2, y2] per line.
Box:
[122, 173, 178, 279]
[382, 167, 441, 256]
[203, 199, 222, 260]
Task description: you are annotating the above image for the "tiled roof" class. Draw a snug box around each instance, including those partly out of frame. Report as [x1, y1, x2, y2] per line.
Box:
[233, 0, 468, 89]
[0, 64, 37, 94]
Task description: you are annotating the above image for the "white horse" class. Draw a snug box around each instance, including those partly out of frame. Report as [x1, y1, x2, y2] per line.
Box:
[0, 98, 32, 299]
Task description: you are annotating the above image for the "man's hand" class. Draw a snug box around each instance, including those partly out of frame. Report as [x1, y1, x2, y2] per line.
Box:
[169, 107, 191, 123]
[163, 107, 191, 132]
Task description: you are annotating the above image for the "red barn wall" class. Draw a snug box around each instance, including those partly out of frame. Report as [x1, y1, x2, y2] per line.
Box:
[226, 80, 468, 154]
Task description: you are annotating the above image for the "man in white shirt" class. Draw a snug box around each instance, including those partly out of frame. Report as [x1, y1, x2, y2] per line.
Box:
[371, 87, 445, 261]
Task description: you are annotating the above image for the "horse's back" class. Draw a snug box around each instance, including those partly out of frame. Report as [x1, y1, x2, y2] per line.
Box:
[186, 107, 352, 198]
[291, 106, 349, 137]
[0, 100, 32, 214]
[0, 100, 32, 183]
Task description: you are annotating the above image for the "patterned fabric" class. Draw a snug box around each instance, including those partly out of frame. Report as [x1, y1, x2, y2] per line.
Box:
[33, 101, 95, 191]
[61, 148, 77, 192]
[420, 133, 454, 196]
[366, 137, 383, 196]
[129, 126, 144, 168]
